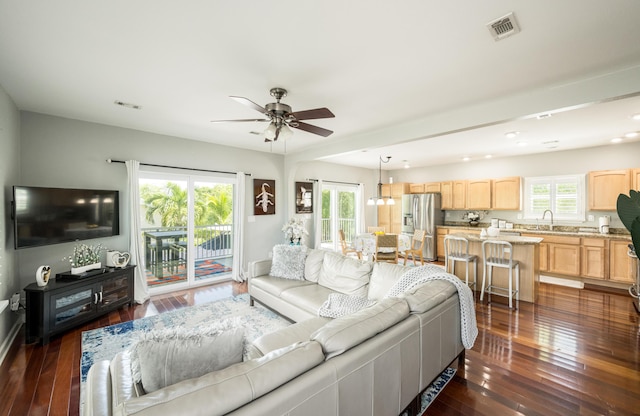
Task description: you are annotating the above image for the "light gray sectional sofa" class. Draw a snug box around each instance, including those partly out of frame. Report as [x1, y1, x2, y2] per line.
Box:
[85, 246, 469, 416]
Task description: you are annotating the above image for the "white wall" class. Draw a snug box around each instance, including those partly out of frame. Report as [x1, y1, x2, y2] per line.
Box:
[17, 112, 286, 289]
[389, 141, 640, 229]
[0, 83, 21, 357]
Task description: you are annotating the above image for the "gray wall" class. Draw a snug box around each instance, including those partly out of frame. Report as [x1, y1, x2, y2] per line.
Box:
[17, 112, 286, 289]
[0, 84, 21, 356]
[389, 141, 640, 229]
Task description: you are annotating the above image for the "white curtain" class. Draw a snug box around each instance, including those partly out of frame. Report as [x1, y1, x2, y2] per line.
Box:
[313, 179, 323, 249]
[357, 183, 366, 234]
[125, 160, 150, 304]
[232, 172, 246, 282]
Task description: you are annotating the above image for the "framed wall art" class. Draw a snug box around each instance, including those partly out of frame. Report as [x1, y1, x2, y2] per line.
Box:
[295, 181, 313, 214]
[254, 179, 275, 215]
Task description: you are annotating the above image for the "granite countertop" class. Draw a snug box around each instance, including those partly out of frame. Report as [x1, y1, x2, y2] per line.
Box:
[449, 231, 543, 245]
[440, 224, 632, 241]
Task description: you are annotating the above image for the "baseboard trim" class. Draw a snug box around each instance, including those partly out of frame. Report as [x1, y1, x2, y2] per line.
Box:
[0, 315, 24, 367]
[540, 275, 585, 289]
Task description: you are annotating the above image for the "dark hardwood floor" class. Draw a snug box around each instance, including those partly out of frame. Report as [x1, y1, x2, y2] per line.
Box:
[1, 280, 638, 415]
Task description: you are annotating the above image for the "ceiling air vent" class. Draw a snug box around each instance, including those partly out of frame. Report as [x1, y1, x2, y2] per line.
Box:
[487, 12, 520, 41]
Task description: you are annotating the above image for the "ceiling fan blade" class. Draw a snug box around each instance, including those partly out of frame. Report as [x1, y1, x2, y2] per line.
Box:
[290, 107, 335, 120]
[229, 96, 268, 114]
[210, 118, 269, 123]
[292, 121, 333, 137]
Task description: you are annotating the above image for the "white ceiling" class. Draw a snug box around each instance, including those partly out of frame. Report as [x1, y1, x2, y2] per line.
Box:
[1, 1, 640, 170]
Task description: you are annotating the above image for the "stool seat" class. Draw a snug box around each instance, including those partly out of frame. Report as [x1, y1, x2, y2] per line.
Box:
[480, 240, 519, 308]
[444, 235, 477, 289]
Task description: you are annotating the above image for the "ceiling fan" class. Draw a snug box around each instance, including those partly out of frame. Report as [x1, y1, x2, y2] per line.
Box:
[211, 87, 335, 142]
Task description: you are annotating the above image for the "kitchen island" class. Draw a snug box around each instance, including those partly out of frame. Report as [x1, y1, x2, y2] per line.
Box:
[449, 232, 543, 303]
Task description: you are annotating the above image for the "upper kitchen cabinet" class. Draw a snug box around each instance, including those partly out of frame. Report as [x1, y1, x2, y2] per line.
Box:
[409, 183, 424, 194]
[377, 183, 409, 234]
[440, 181, 453, 209]
[588, 169, 632, 210]
[633, 168, 640, 191]
[452, 180, 467, 210]
[492, 176, 521, 210]
[467, 179, 492, 210]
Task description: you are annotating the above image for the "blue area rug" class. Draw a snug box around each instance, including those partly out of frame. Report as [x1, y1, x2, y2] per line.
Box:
[419, 367, 456, 413]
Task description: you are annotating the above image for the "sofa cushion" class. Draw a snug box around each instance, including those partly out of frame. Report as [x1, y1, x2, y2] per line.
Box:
[279, 284, 337, 314]
[250, 275, 314, 297]
[304, 248, 327, 282]
[247, 317, 331, 359]
[310, 297, 410, 359]
[129, 320, 244, 394]
[367, 262, 410, 301]
[317, 251, 373, 297]
[270, 244, 308, 280]
[400, 280, 457, 314]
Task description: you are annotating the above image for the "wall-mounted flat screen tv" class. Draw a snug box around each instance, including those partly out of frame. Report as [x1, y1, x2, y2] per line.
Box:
[12, 186, 120, 249]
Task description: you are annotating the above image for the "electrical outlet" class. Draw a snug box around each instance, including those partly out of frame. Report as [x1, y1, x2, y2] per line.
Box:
[10, 293, 20, 311]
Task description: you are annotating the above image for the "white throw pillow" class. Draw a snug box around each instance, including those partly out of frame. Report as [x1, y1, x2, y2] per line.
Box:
[129, 318, 244, 394]
[317, 251, 372, 297]
[368, 262, 410, 301]
[304, 248, 327, 282]
[270, 244, 308, 280]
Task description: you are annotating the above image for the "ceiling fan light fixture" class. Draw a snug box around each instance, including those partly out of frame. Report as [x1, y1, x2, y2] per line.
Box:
[264, 122, 277, 140]
[279, 124, 293, 141]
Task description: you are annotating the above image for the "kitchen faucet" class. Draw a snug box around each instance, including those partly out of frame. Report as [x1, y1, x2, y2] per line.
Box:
[542, 209, 554, 230]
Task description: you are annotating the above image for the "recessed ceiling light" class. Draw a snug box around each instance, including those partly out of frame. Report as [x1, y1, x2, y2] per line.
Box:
[624, 131, 638, 138]
[462, 156, 471, 162]
[611, 137, 623, 143]
[516, 140, 528, 147]
[631, 113, 640, 121]
[403, 160, 410, 169]
[485, 154, 493, 159]
[114, 100, 142, 110]
[504, 131, 519, 139]
[537, 113, 552, 120]
[542, 140, 559, 149]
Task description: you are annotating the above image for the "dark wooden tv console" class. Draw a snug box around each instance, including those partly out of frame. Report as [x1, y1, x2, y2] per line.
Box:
[24, 265, 135, 345]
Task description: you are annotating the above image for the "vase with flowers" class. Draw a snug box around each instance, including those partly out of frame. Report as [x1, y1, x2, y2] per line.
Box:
[463, 211, 481, 226]
[282, 218, 308, 245]
[64, 243, 105, 274]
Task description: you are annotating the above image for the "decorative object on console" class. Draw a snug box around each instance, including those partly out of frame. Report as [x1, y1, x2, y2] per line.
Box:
[295, 181, 313, 214]
[254, 179, 275, 215]
[367, 156, 395, 206]
[107, 250, 131, 268]
[282, 217, 308, 245]
[64, 243, 105, 274]
[35, 265, 51, 287]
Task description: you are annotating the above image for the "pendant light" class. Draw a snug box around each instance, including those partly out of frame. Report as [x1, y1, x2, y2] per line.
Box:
[367, 156, 395, 206]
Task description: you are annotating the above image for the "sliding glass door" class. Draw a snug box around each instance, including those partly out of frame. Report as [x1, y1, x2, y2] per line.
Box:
[321, 183, 359, 251]
[139, 171, 235, 293]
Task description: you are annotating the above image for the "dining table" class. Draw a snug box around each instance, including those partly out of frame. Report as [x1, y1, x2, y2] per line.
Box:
[353, 233, 412, 259]
[144, 230, 188, 278]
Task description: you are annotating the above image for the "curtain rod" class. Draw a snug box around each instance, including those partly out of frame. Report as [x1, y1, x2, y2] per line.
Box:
[106, 159, 251, 176]
[306, 178, 360, 186]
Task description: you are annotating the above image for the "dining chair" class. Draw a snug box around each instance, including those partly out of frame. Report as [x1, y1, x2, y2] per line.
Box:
[373, 233, 398, 263]
[339, 229, 361, 259]
[367, 226, 386, 233]
[400, 229, 426, 266]
[444, 235, 477, 289]
[480, 240, 519, 308]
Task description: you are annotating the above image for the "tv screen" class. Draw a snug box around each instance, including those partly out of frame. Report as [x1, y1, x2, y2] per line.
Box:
[12, 186, 120, 249]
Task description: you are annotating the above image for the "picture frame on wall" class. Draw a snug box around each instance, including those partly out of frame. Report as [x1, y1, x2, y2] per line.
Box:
[295, 181, 313, 214]
[254, 179, 275, 215]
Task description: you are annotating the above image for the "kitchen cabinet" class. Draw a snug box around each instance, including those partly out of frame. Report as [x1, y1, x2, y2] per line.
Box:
[409, 183, 424, 194]
[588, 169, 632, 210]
[492, 176, 521, 210]
[436, 227, 449, 261]
[424, 182, 441, 193]
[377, 183, 409, 234]
[543, 235, 582, 277]
[609, 239, 636, 283]
[467, 179, 492, 210]
[581, 238, 608, 280]
[440, 182, 453, 209]
[452, 180, 467, 210]
[633, 168, 640, 191]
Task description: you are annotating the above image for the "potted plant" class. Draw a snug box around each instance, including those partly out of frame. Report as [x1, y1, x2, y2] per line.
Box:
[65, 243, 105, 274]
[282, 218, 308, 245]
[616, 190, 640, 311]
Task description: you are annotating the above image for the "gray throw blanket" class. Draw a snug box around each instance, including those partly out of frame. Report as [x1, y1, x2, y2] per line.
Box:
[318, 264, 478, 349]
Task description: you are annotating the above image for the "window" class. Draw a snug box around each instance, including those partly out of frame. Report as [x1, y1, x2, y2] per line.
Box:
[320, 183, 361, 251]
[523, 175, 585, 221]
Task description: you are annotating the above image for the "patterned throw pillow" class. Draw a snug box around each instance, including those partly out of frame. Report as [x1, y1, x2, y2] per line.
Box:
[270, 244, 308, 280]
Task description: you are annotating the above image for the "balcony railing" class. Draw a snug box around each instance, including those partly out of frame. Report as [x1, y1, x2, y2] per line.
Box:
[142, 224, 233, 264]
[321, 218, 356, 243]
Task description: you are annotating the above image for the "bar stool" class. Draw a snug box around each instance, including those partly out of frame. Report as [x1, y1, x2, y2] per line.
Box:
[443, 235, 477, 289]
[480, 240, 519, 308]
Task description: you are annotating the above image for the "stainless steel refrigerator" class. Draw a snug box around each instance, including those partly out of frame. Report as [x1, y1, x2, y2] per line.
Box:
[401, 193, 444, 261]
